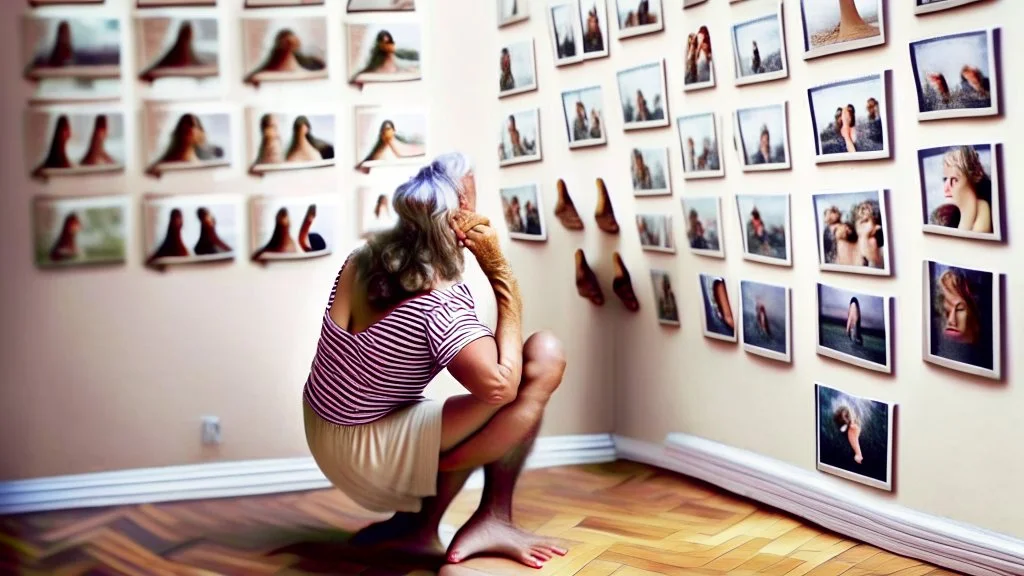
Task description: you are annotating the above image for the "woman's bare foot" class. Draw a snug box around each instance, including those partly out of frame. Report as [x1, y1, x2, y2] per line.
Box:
[612, 252, 640, 312]
[554, 179, 584, 230]
[574, 249, 604, 306]
[446, 512, 567, 569]
[349, 515, 445, 558]
[594, 178, 619, 234]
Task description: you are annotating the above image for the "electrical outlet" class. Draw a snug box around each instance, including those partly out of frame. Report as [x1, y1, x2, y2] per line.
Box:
[201, 416, 221, 445]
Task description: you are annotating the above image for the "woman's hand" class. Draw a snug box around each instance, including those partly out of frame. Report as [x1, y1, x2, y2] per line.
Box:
[451, 210, 507, 278]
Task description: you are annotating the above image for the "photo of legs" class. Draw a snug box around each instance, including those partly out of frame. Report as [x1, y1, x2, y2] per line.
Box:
[251, 196, 338, 261]
[26, 108, 125, 180]
[144, 194, 241, 268]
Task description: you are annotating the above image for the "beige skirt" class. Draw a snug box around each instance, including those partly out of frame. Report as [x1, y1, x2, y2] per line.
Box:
[303, 397, 444, 514]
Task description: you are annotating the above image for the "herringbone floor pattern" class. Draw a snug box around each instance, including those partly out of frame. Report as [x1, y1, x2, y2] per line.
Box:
[0, 461, 959, 575]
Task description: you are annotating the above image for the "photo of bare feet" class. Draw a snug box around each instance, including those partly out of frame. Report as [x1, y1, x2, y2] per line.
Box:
[144, 194, 241, 268]
[250, 195, 337, 261]
[574, 250, 604, 306]
[612, 252, 639, 312]
[26, 107, 125, 180]
[553, 179, 584, 230]
[800, 0, 885, 59]
[812, 190, 890, 275]
[594, 178, 619, 234]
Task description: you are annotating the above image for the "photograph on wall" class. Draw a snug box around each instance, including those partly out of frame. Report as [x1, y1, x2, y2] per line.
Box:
[808, 72, 890, 163]
[650, 269, 680, 326]
[816, 383, 895, 491]
[500, 183, 547, 241]
[561, 85, 606, 149]
[250, 194, 337, 261]
[26, 107, 125, 180]
[616, 60, 669, 130]
[499, 108, 542, 167]
[143, 102, 232, 177]
[30, 1, 105, 5]
[730, 3, 788, 86]
[683, 24, 715, 90]
[143, 194, 240, 268]
[499, 39, 537, 97]
[630, 147, 670, 196]
[924, 260, 1002, 380]
[548, 1, 583, 66]
[812, 189, 889, 275]
[358, 186, 397, 237]
[247, 1, 325, 6]
[354, 106, 427, 170]
[22, 16, 121, 81]
[917, 143, 1001, 241]
[698, 273, 737, 342]
[734, 103, 790, 171]
[909, 29, 999, 121]
[138, 0, 217, 5]
[614, 0, 663, 39]
[241, 15, 327, 85]
[346, 23, 421, 86]
[677, 112, 723, 179]
[681, 196, 724, 258]
[577, 0, 610, 60]
[33, 194, 128, 269]
[248, 109, 335, 174]
[735, 193, 791, 266]
[915, 0, 984, 15]
[498, 0, 529, 27]
[817, 283, 892, 373]
[636, 214, 674, 253]
[347, 0, 415, 11]
[686, 0, 710, 6]
[739, 280, 791, 362]
[799, 0, 885, 60]
[137, 16, 218, 82]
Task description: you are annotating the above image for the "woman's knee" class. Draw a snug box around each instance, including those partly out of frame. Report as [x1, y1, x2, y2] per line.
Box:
[523, 331, 566, 387]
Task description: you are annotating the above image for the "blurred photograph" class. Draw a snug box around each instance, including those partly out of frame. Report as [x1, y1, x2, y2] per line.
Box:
[915, 0, 984, 16]
[578, 0, 610, 60]
[650, 269, 680, 326]
[22, 17, 120, 81]
[924, 260, 1002, 380]
[242, 16, 327, 85]
[561, 85, 606, 149]
[676, 112, 723, 179]
[614, 0, 663, 39]
[26, 107, 125, 180]
[909, 29, 999, 120]
[616, 60, 669, 130]
[808, 72, 890, 163]
[917, 143, 1001, 240]
[630, 147, 670, 196]
[730, 4, 789, 86]
[251, 195, 337, 261]
[354, 107, 427, 170]
[812, 189, 889, 275]
[699, 273, 737, 342]
[816, 383, 895, 491]
[800, 0, 884, 60]
[636, 213, 674, 253]
[499, 39, 538, 97]
[736, 194, 791, 266]
[247, 1, 325, 6]
[143, 103, 232, 177]
[499, 108, 542, 167]
[358, 185, 399, 236]
[500, 183, 547, 241]
[683, 23, 715, 90]
[816, 283, 892, 373]
[248, 109, 335, 174]
[347, 0, 415, 11]
[734, 103, 790, 171]
[143, 194, 240, 267]
[548, 1, 582, 66]
[681, 196, 724, 258]
[739, 280, 791, 362]
[139, 0, 216, 5]
[347, 23, 421, 85]
[137, 17, 218, 82]
[33, 194, 128, 268]
[498, 0, 529, 27]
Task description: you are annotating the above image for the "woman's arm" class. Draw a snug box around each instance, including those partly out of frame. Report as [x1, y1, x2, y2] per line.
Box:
[847, 423, 864, 463]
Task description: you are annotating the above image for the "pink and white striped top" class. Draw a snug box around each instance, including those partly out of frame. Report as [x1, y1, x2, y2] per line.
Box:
[303, 253, 493, 426]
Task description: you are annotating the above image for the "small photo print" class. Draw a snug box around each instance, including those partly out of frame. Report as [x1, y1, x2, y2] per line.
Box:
[698, 273, 737, 342]
[143, 102, 233, 177]
[816, 383, 895, 491]
[242, 16, 327, 85]
[677, 112, 723, 179]
[347, 23, 421, 85]
[347, 0, 415, 11]
[22, 17, 121, 81]
[650, 269, 680, 326]
[248, 109, 335, 174]
[816, 283, 892, 373]
[26, 107, 125, 180]
[354, 107, 427, 170]
[561, 85, 606, 149]
[359, 185, 399, 237]
[734, 103, 790, 171]
[499, 108, 542, 167]
[730, 3, 788, 86]
[736, 193, 791, 266]
[808, 72, 890, 163]
[681, 196, 724, 258]
[137, 16, 219, 82]
[33, 195, 128, 268]
[799, 0, 884, 60]
[616, 60, 669, 130]
[578, 0, 610, 60]
[636, 213, 674, 253]
[909, 29, 999, 121]
[247, 1, 325, 6]
[739, 280, 791, 362]
[614, 0, 664, 39]
[499, 39, 537, 98]
[683, 24, 715, 90]
[924, 260, 1002, 380]
[685, 0, 710, 6]
[630, 147, 670, 196]
[499, 183, 547, 241]
[143, 194, 240, 267]
[548, 1, 583, 66]
[917, 143, 1001, 240]
[30, 1, 104, 5]
[498, 0, 529, 27]
[812, 190, 889, 275]
[915, 0, 984, 16]
[251, 195, 337, 261]
[138, 0, 216, 5]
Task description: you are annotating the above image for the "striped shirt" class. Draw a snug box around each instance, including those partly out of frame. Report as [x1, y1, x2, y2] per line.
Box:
[303, 253, 494, 426]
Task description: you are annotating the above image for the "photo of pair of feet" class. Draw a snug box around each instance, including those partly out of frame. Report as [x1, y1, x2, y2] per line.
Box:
[575, 249, 640, 312]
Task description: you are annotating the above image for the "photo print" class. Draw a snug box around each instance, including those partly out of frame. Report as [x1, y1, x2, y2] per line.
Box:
[616, 60, 669, 130]
[733, 103, 790, 171]
[242, 15, 327, 86]
[636, 213, 675, 253]
[918, 143, 1001, 241]
[143, 102, 233, 177]
[247, 1, 326, 6]
[561, 85, 606, 149]
[354, 106, 427, 170]
[500, 183, 547, 241]
[630, 147, 670, 196]
[730, 3, 788, 86]
[915, 0, 985, 16]
[138, 0, 217, 5]
[547, 1, 583, 66]
[816, 383, 895, 491]
[143, 193, 240, 268]
[250, 194, 338, 262]
[808, 72, 890, 163]
[681, 196, 724, 258]
[26, 106, 125, 180]
[614, 0, 664, 39]
[22, 16, 120, 81]
[248, 108, 335, 174]
[33, 194, 128, 269]
[357, 169, 417, 237]
[739, 280, 791, 362]
[817, 283, 892, 373]
[909, 29, 999, 121]
[650, 269, 680, 326]
[735, 193, 791, 266]
[698, 273, 737, 342]
[499, 39, 538, 98]
[347, 0, 415, 11]
[799, 0, 885, 60]
[347, 23, 421, 86]
[677, 112, 724, 179]
[136, 16, 218, 82]
[683, 23, 715, 91]
[812, 189, 890, 275]
[498, 0, 529, 27]
[577, 0, 610, 60]
[30, 1, 104, 5]
[685, 0, 709, 7]
[924, 260, 1002, 380]
[499, 108, 542, 167]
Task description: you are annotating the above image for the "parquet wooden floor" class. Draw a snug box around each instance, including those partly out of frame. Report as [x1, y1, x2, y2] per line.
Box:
[0, 461, 960, 576]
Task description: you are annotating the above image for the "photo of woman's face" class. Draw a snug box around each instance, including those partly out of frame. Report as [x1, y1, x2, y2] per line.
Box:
[939, 278, 978, 344]
[942, 162, 970, 205]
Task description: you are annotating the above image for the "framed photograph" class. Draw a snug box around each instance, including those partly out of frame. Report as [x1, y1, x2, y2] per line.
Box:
[915, 0, 984, 15]
[613, 0, 664, 39]
[735, 193, 791, 266]
[733, 102, 790, 171]
[578, 0, 610, 60]
[250, 194, 338, 261]
[26, 106, 125, 180]
[616, 60, 669, 130]
[499, 39, 538, 98]
[143, 193, 240, 268]
[499, 183, 547, 241]
[630, 147, 671, 196]
[358, 185, 398, 237]
[29, 1, 105, 5]
[346, 23, 421, 86]
[812, 189, 890, 275]
[547, 1, 583, 67]
[347, 0, 415, 11]
[143, 101, 233, 177]
[247, 1, 325, 6]
[683, 24, 715, 91]
[739, 280, 791, 362]
[22, 16, 121, 81]
[918, 143, 1001, 241]
[799, 0, 885, 60]
[682, 196, 724, 258]
[138, 0, 216, 6]
[498, 0, 529, 27]
[33, 194, 128, 269]
[137, 15, 219, 82]
[923, 260, 1002, 380]
[816, 383, 896, 491]
[676, 112, 724, 179]
[808, 72, 890, 163]
[241, 15, 327, 86]
[698, 273, 737, 342]
[650, 269, 680, 326]
[816, 283, 893, 373]
[909, 29, 999, 121]
[499, 108, 542, 167]
[247, 108, 335, 174]
[561, 85, 606, 149]
[354, 106, 427, 170]
[730, 3, 788, 86]
[685, 0, 709, 6]
[636, 213, 674, 253]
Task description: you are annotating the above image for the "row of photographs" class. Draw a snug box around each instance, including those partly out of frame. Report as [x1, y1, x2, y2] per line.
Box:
[28, 1, 413, 11]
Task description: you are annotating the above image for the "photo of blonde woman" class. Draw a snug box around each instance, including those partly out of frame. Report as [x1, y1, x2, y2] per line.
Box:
[918, 143, 1001, 240]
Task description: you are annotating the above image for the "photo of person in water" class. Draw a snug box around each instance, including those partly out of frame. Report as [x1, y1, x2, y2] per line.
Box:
[28, 110, 125, 180]
[144, 106, 232, 176]
[816, 382, 895, 491]
[23, 17, 121, 80]
[138, 18, 219, 82]
[816, 283, 892, 373]
[739, 279, 791, 363]
[33, 195, 128, 268]
[347, 24, 421, 85]
[699, 274, 737, 342]
[924, 260, 1002, 380]
[251, 196, 336, 261]
[354, 107, 427, 170]
[249, 111, 335, 173]
[242, 16, 328, 85]
[145, 195, 240, 267]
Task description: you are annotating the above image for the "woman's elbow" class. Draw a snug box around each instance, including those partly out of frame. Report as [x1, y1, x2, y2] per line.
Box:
[484, 380, 518, 406]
